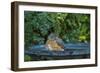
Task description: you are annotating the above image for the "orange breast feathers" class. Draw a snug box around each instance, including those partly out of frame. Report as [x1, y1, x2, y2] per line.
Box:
[46, 39, 64, 51]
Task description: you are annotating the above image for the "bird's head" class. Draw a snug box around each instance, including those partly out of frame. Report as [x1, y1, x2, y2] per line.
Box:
[48, 33, 57, 40]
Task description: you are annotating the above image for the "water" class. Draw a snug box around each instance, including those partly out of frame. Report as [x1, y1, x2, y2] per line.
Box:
[25, 43, 90, 61]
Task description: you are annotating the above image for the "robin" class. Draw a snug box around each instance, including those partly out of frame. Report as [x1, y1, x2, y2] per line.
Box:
[46, 33, 64, 51]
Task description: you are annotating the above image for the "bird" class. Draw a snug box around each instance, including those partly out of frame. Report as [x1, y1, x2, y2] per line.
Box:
[45, 33, 65, 51]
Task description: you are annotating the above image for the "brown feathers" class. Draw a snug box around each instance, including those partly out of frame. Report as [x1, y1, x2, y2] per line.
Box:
[46, 39, 64, 51]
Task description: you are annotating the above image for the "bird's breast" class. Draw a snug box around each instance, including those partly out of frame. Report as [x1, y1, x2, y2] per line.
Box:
[46, 40, 64, 51]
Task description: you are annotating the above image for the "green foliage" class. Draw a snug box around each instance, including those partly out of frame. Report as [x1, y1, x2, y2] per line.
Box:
[24, 11, 90, 48]
[24, 55, 32, 61]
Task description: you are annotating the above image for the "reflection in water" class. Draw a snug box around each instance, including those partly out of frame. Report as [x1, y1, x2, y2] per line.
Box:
[25, 43, 90, 61]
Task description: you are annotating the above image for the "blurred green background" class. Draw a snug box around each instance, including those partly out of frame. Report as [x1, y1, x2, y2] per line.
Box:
[24, 11, 90, 48]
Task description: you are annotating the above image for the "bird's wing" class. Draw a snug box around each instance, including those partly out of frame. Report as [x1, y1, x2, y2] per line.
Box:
[55, 38, 65, 49]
